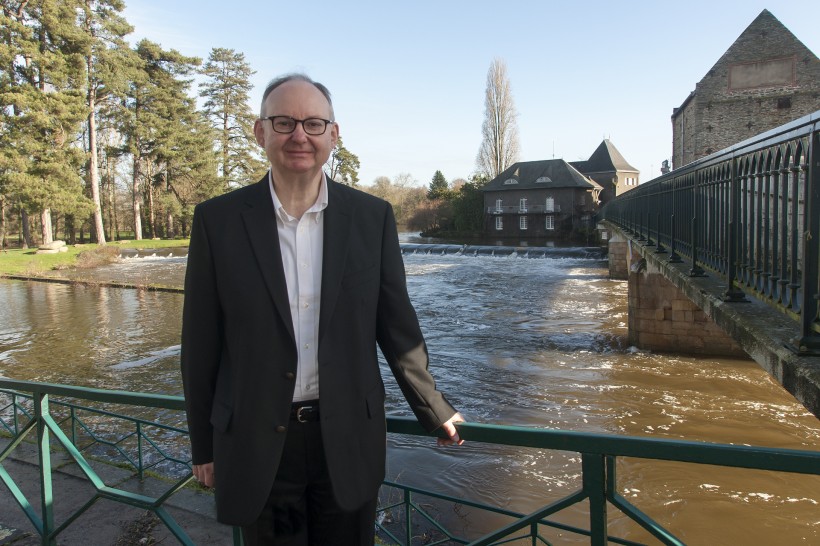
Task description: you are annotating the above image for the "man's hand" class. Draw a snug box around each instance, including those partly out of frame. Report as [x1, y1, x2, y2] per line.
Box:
[193, 462, 215, 488]
[437, 412, 466, 446]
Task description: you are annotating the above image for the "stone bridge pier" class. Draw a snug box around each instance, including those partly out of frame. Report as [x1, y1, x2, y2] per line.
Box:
[605, 225, 820, 419]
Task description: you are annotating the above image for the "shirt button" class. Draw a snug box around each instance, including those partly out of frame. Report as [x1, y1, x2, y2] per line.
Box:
[306, 385, 312, 391]
[285, 372, 295, 380]
[275, 425, 287, 433]
[303, 343, 309, 349]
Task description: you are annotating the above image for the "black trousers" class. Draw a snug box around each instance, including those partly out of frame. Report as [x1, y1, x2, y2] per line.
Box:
[241, 417, 377, 546]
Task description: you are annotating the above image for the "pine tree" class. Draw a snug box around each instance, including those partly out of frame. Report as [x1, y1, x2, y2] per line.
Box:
[1, 0, 92, 245]
[79, 0, 137, 244]
[199, 47, 265, 190]
[125, 39, 204, 239]
[427, 170, 449, 200]
[326, 137, 360, 186]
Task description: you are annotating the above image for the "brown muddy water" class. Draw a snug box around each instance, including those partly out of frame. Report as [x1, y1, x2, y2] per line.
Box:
[0, 239, 817, 545]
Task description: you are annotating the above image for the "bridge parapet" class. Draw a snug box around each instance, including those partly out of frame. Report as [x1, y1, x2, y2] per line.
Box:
[605, 220, 820, 419]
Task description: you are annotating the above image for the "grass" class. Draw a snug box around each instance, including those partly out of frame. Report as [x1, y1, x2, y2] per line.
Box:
[0, 239, 190, 277]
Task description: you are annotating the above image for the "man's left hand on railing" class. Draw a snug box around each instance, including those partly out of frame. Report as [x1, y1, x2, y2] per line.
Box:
[437, 412, 466, 446]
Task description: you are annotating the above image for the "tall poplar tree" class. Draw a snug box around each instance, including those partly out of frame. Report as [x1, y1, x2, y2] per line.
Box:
[199, 47, 264, 190]
[476, 58, 520, 180]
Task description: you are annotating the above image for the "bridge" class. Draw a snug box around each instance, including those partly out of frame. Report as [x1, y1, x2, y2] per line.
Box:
[600, 109, 820, 419]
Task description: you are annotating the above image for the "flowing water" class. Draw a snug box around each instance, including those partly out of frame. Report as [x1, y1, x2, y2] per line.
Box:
[0, 237, 817, 545]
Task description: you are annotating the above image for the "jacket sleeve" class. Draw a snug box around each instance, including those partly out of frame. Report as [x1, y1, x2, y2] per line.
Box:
[180, 204, 222, 464]
[375, 204, 457, 432]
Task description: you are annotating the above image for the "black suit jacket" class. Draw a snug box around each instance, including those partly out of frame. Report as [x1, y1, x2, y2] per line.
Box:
[180, 176, 456, 525]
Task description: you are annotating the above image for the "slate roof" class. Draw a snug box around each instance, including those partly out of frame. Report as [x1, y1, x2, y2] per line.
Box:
[483, 159, 603, 192]
[570, 139, 638, 174]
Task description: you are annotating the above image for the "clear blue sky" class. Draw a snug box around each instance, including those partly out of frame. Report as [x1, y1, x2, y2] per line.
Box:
[122, 1, 820, 187]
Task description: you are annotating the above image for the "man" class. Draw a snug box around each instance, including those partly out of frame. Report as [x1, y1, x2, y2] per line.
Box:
[180, 73, 464, 545]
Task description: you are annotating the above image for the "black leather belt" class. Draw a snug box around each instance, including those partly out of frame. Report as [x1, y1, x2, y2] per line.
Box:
[291, 400, 320, 423]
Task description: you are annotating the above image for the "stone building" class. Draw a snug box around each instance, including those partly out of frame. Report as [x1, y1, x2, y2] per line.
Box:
[570, 139, 639, 202]
[482, 159, 602, 240]
[671, 9, 820, 168]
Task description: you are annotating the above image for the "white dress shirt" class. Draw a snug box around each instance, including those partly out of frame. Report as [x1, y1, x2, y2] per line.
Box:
[269, 173, 327, 402]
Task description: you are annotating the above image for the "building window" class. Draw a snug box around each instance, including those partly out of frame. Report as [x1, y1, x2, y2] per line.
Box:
[495, 199, 503, 213]
[495, 216, 503, 230]
[546, 196, 554, 212]
[520, 216, 528, 230]
[545, 215, 555, 230]
[536, 176, 551, 183]
[519, 198, 527, 212]
[503, 178, 518, 185]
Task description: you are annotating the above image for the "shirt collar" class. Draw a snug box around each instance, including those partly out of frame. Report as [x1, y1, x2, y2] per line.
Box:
[268, 171, 329, 223]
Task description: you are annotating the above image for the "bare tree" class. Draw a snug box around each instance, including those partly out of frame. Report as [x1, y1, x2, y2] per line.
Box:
[476, 58, 520, 179]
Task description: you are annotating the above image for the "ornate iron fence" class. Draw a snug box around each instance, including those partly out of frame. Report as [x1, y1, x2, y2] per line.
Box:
[601, 110, 820, 355]
[1, 379, 819, 544]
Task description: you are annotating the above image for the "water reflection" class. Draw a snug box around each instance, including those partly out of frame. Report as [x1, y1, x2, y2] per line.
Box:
[0, 242, 818, 544]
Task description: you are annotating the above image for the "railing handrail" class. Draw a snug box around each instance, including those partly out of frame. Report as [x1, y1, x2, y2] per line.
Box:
[0, 378, 185, 410]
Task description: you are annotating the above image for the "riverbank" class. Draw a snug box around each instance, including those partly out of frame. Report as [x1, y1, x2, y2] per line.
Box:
[0, 240, 189, 277]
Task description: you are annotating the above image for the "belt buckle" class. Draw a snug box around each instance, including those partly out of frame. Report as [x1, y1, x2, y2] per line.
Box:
[296, 406, 312, 423]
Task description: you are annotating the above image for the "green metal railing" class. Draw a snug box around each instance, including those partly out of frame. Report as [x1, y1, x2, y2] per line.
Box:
[2, 378, 819, 545]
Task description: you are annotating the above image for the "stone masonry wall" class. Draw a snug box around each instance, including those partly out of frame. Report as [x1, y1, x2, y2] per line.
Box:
[628, 266, 748, 357]
[672, 11, 820, 167]
[607, 233, 629, 280]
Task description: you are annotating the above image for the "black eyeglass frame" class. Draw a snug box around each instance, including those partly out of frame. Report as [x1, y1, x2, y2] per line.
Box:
[261, 116, 335, 136]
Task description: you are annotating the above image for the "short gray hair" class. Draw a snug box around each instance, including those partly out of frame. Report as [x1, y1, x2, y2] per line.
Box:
[259, 73, 334, 120]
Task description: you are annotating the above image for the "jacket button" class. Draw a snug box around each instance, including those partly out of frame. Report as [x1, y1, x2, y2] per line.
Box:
[275, 425, 287, 433]
[284, 372, 295, 380]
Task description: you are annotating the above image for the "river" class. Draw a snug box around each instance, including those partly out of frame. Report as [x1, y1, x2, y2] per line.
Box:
[0, 237, 817, 545]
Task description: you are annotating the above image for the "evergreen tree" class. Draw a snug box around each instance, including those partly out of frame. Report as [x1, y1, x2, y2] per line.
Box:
[326, 136, 360, 185]
[79, 0, 136, 244]
[427, 170, 449, 200]
[125, 39, 203, 239]
[1, 0, 92, 245]
[199, 47, 265, 190]
[451, 177, 487, 232]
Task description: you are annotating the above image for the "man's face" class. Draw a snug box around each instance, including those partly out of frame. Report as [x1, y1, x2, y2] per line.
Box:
[254, 80, 338, 180]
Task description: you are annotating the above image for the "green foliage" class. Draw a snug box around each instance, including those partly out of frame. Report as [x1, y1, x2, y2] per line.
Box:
[1, 0, 92, 226]
[199, 47, 266, 189]
[451, 180, 486, 232]
[426, 170, 450, 200]
[327, 136, 360, 185]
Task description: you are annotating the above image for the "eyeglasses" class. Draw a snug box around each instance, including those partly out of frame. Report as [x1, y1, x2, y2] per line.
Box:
[262, 116, 334, 136]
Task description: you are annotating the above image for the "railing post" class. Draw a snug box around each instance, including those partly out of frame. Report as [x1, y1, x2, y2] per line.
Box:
[724, 157, 748, 301]
[137, 421, 144, 480]
[582, 453, 607, 546]
[34, 392, 57, 546]
[791, 130, 820, 354]
[690, 176, 705, 276]
[655, 212, 667, 253]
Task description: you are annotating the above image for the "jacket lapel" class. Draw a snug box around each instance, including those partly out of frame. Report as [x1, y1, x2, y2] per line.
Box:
[319, 179, 352, 345]
[241, 176, 295, 343]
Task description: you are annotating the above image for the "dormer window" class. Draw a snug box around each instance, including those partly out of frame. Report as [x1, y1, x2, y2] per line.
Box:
[503, 178, 518, 185]
[536, 176, 551, 183]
